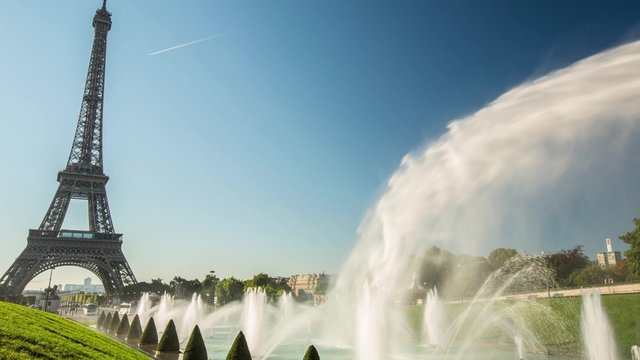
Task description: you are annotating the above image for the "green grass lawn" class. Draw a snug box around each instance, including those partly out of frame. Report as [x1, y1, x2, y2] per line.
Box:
[0, 301, 150, 360]
[409, 293, 640, 356]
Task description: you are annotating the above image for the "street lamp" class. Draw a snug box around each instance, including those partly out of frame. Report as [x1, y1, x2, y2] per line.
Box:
[44, 268, 55, 312]
[458, 264, 464, 303]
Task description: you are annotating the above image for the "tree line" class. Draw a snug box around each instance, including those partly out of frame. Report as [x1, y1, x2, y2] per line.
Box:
[416, 212, 640, 300]
[120, 273, 295, 305]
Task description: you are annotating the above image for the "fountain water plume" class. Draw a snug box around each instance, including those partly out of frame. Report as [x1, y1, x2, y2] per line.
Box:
[135, 292, 153, 326]
[581, 289, 618, 360]
[327, 40, 640, 359]
[242, 287, 268, 355]
[278, 291, 295, 324]
[514, 334, 524, 360]
[423, 287, 447, 347]
[180, 293, 206, 341]
[632, 345, 640, 360]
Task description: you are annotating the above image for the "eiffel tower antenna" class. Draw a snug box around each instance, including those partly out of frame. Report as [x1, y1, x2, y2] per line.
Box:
[0, 1, 136, 298]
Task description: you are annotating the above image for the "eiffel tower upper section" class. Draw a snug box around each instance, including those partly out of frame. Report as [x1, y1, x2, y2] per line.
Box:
[40, 0, 114, 234]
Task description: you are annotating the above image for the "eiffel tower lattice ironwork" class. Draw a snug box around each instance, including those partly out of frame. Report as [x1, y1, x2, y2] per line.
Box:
[0, 1, 136, 297]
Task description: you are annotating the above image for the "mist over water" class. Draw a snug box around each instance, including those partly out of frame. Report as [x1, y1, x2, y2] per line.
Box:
[328, 41, 640, 359]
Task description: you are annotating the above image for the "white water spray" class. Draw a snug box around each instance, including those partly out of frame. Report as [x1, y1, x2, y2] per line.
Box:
[423, 287, 447, 347]
[328, 41, 640, 359]
[581, 290, 618, 360]
[514, 334, 524, 360]
[242, 288, 267, 355]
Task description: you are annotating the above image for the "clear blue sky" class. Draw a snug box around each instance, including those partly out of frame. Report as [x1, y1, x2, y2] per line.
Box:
[1, 1, 639, 288]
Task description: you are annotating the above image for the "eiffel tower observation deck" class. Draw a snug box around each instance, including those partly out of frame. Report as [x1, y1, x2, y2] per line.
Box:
[0, 1, 137, 298]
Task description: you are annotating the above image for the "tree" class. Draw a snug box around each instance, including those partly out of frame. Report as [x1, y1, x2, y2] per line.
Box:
[116, 314, 130, 338]
[620, 215, 640, 279]
[183, 325, 208, 360]
[169, 276, 202, 299]
[139, 317, 158, 347]
[248, 273, 270, 288]
[216, 277, 245, 306]
[544, 245, 590, 286]
[108, 312, 121, 334]
[121, 278, 170, 301]
[243, 273, 291, 301]
[226, 331, 252, 360]
[418, 246, 455, 290]
[611, 259, 630, 282]
[157, 319, 180, 353]
[102, 312, 112, 331]
[571, 263, 609, 286]
[487, 248, 518, 270]
[201, 273, 219, 305]
[126, 314, 143, 343]
[303, 345, 321, 360]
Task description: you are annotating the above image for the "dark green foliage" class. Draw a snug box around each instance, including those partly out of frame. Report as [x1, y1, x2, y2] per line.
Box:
[418, 246, 456, 290]
[303, 345, 320, 360]
[216, 277, 245, 306]
[121, 278, 171, 302]
[116, 314, 130, 337]
[157, 319, 180, 352]
[102, 312, 112, 331]
[202, 273, 220, 305]
[126, 314, 143, 342]
[487, 248, 518, 270]
[225, 331, 252, 360]
[244, 273, 293, 301]
[170, 276, 202, 299]
[544, 245, 590, 286]
[96, 311, 106, 329]
[139, 317, 158, 346]
[183, 325, 207, 360]
[571, 263, 609, 286]
[620, 215, 640, 278]
[108, 312, 120, 334]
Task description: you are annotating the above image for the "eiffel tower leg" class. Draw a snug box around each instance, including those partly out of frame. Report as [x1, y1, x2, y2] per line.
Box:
[39, 186, 72, 232]
[89, 190, 114, 234]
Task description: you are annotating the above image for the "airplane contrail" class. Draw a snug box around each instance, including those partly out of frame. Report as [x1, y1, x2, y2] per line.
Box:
[148, 34, 224, 56]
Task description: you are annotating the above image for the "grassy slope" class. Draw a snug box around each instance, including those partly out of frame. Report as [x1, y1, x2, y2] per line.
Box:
[603, 294, 640, 355]
[410, 293, 640, 356]
[0, 301, 149, 360]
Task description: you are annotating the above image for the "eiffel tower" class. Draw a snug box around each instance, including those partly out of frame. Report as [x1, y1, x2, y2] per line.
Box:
[0, 1, 136, 297]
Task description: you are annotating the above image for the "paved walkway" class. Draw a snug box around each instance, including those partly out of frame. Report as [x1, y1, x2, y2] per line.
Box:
[495, 282, 640, 301]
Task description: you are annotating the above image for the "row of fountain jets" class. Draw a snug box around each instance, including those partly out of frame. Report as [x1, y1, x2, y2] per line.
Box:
[130, 287, 637, 360]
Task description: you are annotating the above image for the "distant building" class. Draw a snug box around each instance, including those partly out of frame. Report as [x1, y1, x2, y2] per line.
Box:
[288, 273, 330, 305]
[596, 238, 622, 268]
[288, 274, 320, 297]
[63, 277, 105, 293]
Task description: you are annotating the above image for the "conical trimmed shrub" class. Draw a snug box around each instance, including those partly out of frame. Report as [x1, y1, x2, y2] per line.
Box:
[126, 314, 143, 343]
[225, 331, 252, 360]
[116, 313, 130, 338]
[156, 319, 180, 353]
[102, 312, 112, 331]
[96, 311, 106, 329]
[139, 317, 158, 346]
[303, 345, 320, 360]
[183, 325, 207, 360]
[108, 312, 120, 334]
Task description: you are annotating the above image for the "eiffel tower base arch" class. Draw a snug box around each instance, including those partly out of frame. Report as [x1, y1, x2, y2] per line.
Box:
[0, 230, 136, 297]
